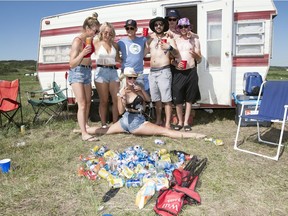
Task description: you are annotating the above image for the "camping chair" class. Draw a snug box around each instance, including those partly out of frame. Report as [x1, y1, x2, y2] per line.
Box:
[27, 81, 67, 124]
[0, 79, 23, 127]
[234, 80, 288, 160]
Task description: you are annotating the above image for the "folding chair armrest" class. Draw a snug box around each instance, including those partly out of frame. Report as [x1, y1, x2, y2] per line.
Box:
[238, 100, 260, 106]
[0, 97, 19, 106]
[54, 87, 67, 94]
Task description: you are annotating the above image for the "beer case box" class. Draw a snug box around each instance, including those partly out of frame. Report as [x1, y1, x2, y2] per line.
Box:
[235, 95, 271, 127]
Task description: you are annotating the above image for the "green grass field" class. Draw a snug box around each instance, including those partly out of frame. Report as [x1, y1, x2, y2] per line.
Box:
[1, 61, 288, 215]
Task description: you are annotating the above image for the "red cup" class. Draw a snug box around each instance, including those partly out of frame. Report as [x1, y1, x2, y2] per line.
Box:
[161, 39, 167, 43]
[181, 60, 187, 69]
[142, 28, 148, 37]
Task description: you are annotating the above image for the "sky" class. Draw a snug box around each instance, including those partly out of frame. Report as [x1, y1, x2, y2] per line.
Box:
[0, 0, 287, 67]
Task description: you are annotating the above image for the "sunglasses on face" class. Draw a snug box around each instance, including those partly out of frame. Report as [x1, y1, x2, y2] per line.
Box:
[178, 25, 189, 29]
[127, 77, 137, 80]
[154, 22, 164, 27]
[168, 18, 177, 22]
[103, 31, 113, 36]
[125, 27, 135, 31]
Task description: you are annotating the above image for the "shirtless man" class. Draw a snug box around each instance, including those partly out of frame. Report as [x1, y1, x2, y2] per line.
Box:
[171, 17, 202, 131]
[146, 17, 179, 128]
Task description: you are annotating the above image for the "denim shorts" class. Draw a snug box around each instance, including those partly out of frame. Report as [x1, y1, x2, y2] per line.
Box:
[68, 66, 92, 85]
[119, 112, 146, 133]
[94, 67, 119, 83]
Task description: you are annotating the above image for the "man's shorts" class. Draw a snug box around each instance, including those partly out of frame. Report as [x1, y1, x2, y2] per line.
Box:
[149, 67, 172, 103]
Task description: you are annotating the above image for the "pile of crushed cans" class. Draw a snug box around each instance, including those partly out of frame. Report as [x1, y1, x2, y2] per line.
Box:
[78, 144, 193, 189]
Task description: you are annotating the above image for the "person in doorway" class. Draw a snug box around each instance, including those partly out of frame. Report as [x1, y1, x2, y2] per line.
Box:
[117, 19, 150, 93]
[81, 67, 206, 139]
[68, 12, 100, 142]
[165, 9, 181, 38]
[94, 22, 121, 128]
[165, 9, 199, 40]
[145, 17, 179, 129]
[171, 18, 202, 131]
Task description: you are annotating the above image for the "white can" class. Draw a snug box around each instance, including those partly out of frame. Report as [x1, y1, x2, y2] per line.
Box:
[20, 125, 25, 134]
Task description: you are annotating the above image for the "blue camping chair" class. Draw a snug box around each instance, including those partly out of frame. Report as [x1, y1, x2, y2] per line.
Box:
[27, 82, 67, 124]
[234, 80, 288, 160]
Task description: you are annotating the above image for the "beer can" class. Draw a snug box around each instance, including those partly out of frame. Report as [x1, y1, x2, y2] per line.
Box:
[20, 125, 25, 134]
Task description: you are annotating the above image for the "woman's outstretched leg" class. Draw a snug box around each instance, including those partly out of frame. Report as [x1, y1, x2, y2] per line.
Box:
[132, 121, 206, 139]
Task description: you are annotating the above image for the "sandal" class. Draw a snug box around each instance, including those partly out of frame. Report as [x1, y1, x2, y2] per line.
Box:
[101, 124, 109, 129]
[184, 125, 192, 131]
[172, 124, 183, 131]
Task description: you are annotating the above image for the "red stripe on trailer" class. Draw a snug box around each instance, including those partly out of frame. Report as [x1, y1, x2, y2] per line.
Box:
[234, 10, 276, 21]
[41, 19, 150, 37]
[233, 54, 269, 67]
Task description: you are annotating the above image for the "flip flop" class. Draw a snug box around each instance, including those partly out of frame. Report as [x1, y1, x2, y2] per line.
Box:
[82, 135, 99, 142]
[184, 125, 192, 131]
[172, 124, 183, 131]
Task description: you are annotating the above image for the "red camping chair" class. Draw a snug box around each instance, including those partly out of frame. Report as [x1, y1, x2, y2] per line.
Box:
[0, 79, 23, 127]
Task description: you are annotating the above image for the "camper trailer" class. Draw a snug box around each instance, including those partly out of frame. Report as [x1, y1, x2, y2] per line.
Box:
[37, 0, 277, 108]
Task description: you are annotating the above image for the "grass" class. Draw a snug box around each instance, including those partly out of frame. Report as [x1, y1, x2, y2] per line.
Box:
[0, 65, 288, 215]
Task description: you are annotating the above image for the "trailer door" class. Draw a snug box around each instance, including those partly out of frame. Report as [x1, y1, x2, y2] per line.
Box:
[197, 0, 233, 106]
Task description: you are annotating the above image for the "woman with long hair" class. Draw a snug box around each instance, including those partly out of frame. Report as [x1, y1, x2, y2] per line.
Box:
[68, 12, 100, 142]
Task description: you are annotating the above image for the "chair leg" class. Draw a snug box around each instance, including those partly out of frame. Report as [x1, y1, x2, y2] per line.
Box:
[235, 118, 284, 161]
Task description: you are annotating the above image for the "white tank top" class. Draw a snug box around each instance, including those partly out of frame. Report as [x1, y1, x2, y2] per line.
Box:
[95, 45, 116, 65]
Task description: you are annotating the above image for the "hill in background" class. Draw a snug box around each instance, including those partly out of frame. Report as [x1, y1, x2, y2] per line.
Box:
[0, 60, 36, 75]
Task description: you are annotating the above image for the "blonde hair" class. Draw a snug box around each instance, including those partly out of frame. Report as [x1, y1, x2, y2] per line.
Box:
[98, 22, 116, 42]
[82, 12, 100, 29]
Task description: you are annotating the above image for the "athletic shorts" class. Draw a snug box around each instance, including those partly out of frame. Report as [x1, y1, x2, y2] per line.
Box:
[94, 67, 119, 83]
[171, 66, 201, 104]
[149, 67, 172, 103]
[68, 65, 92, 85]
[119, 112, 146, 133]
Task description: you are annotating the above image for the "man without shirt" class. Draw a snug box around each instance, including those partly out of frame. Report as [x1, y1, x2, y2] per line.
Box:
[146, 17, 179, 128]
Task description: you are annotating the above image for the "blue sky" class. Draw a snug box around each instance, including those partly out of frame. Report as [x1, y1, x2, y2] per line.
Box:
[0, 0, 287, 66]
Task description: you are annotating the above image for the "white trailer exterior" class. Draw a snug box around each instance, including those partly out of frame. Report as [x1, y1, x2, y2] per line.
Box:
[37, 0, 277, 107]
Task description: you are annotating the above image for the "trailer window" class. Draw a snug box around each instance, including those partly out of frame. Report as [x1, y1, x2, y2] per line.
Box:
[42, 45, 71, 63]
[235, 21, 264, 56]
[207, 10, 222, 68]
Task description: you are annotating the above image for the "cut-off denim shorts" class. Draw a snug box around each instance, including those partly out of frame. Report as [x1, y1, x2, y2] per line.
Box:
[68, 65, 92, 85]
[119, 111, 146, 133]
[94, 67, 119, 83]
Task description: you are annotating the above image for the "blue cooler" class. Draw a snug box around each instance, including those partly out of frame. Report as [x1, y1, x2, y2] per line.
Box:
[243, 72, 263, 96]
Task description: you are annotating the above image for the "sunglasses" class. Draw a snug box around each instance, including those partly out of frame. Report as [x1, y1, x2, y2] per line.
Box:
[103, 31, 113, 36]
[178, 25, 189, 29]
[168, 18, 177, 22]
[127, 77, 137, 80]
[154, 22, 164, 27]
[125, 27, 135, 31]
